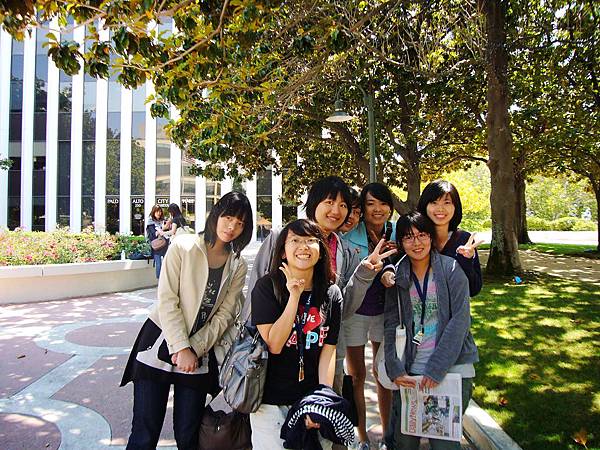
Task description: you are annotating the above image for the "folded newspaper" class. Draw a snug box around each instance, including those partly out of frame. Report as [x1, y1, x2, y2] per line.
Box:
[400, 373, 462, 442]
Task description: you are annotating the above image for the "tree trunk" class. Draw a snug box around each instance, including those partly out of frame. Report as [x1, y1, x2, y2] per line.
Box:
[482, 0, 522, 275]
[594, 184, 600, 253]
[514, 155, 532, 244]
[405, 141, 421, 211]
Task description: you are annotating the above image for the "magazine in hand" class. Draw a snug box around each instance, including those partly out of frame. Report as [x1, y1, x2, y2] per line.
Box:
[400, 373, 462, 442]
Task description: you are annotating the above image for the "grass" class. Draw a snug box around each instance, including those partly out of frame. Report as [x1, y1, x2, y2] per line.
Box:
[471, 273, 600, 450]
[479, 242, 599, 259]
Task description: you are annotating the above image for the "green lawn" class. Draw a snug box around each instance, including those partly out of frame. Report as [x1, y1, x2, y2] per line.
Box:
[479, 242, 599, 258]
[471, 274, 600, 450]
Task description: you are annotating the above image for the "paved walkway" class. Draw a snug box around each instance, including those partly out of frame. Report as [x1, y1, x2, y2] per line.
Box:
[478, 249, 600, 286]
[0, 243, 477, 449]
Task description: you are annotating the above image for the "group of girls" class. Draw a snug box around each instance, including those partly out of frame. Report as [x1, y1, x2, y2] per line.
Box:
[120, 176, 482, 450]
[146, 203, 188, 278]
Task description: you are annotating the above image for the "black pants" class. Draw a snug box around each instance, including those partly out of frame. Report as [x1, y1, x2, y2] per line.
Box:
[126, 378, 208, 450]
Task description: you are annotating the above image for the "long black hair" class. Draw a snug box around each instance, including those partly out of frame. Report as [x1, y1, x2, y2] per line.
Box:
[204, 191, 253, 257]
[268, 219, 335, 306]
[417, 180, 463, 232]
[168, 203, 187, 227]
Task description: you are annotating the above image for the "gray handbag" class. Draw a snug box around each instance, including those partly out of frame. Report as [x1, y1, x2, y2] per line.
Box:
[218, 322, 268, 414]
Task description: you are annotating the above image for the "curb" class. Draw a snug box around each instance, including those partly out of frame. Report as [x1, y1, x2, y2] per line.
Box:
[464, 400, 523, 450]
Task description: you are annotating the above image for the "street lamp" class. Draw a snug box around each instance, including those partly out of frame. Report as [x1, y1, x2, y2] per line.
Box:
[326, 86, 377, 183]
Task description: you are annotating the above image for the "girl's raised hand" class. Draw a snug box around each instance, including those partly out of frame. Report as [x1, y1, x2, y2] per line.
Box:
[456, 233, 485, 259]
[363, 239, 397, 272]
[279, 262, 305, 298]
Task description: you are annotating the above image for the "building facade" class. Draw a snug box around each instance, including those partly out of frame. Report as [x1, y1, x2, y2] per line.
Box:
[0, 23, 298, 241]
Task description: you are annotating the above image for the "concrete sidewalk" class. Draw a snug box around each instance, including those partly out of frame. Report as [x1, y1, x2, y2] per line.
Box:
[0, 243, 475, 449]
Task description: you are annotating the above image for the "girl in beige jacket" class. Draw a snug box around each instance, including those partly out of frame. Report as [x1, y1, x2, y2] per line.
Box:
[121, 191, 253, 450]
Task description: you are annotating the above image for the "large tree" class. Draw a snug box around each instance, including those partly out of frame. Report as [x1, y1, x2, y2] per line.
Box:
[1, 0, 487, 208]
[479, 0, 522, 275]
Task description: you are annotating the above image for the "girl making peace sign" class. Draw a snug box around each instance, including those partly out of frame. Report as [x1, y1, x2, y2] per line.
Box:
[250, 219, 343, 450]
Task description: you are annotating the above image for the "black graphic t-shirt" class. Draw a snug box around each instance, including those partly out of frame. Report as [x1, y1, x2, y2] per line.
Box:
[191, 265, 224, 335]
[251, 275, 342, 405]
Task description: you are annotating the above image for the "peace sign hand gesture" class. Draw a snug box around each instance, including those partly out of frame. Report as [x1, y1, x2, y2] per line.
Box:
[279, 262, 305, 299]
[456, 233, 485, 259]
[363, 239, 397, 272]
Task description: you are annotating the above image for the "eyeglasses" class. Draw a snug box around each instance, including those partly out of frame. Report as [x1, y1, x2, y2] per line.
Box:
[402, 232, 431, 245]
[285, 237, 320, 247]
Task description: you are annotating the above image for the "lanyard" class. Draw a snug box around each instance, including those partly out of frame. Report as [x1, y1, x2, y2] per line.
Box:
[410, 266, 430, 343]
[295, 293, 312, 382]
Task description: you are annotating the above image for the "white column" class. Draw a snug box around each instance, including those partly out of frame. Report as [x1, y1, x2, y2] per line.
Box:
[45, 19, 60, 231]
[196, 175, 206, 229]
[93, 26, 109, 233]
[244, 175, 257, 242]
[272, 168, 283, 229]
[19, 28, 36, 230]
[169, 106, 181, 206]
[221, 176, 233, 195]
[0, 30, 12, 228]
[69, 25, 85, 232]
[119, 87, 132, 233]
[144, 81, 156, 219]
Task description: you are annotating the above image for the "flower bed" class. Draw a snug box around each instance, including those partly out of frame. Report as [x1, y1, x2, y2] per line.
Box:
[0, 228, 151, 266]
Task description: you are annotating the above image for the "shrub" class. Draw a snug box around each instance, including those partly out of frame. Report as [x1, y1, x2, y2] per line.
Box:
[460, 218, 490, 232]
[117, 234, 151, 259]
[0, 228, 121, 266]
[526, 217, 552, 231]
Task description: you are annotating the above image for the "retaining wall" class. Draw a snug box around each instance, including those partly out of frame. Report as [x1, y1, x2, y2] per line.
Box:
[0, 259, 157, 304]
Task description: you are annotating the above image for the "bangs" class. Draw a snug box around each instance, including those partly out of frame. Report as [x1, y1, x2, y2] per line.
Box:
[221, 201, 250, 223]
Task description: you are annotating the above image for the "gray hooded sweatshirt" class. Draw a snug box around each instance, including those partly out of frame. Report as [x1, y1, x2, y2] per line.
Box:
[384, 251, 479, 384]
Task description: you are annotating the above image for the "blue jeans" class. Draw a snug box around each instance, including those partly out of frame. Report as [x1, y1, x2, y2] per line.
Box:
[387, 377, 474, 450]
[153, 254, 163, 279]
[126, 378, 207, 450]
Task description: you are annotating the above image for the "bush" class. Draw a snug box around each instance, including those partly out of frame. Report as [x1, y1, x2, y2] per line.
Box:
[0, 228, 120, 266]
[117, 234, 152, 259]
[527, 216, 597, 231]
[526, 217, 552, 231]
[460, 218, 490, 232]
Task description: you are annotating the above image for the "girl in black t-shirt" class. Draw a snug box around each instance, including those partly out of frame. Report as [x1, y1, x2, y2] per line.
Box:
[251, 219, 342, 450]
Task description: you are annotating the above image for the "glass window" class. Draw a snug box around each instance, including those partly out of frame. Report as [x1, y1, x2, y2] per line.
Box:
[131, 111, 145, 140]
[107, 81, 121, 112]
[83, 112, 96, 140]
[106, 140, 120, 195]
[257, 169, 273, 195]
[82, 141, 95, 196]
[83, 81, 96, 112]
[107, 112, 121, 139]
[32, 156, 46, 197]
[131, 197, 145, 236]
[181, 197, 195, 230]
[181, 157, 195, 196]
[9, 113, 22, 142]
[82, 196, 94, 229]
[34, 112, 47, 141]
[32, 196, 45, 231]
[57, 196, 69, 227]
[131, 139, 145, 196]
[57, 112, 71, 141]
[156, 143, 170, 195]
[105, 197, 119, 233]
[58, 82, 72, 112]
[132, 87, 146, 112]
[57, 142, 71, 196]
